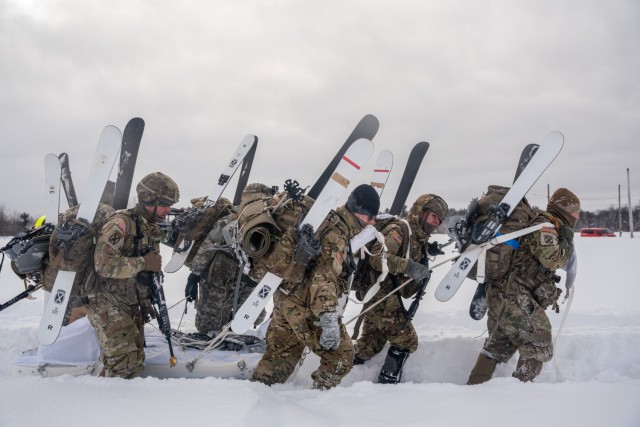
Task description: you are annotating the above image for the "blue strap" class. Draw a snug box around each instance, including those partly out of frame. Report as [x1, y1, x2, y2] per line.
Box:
[495, 232, 520, 249]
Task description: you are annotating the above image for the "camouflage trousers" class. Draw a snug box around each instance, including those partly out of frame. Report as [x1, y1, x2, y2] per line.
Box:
[195, 252, 263, 334]
[86, 293, 146, 379]
[483, 282, 553, 365]
[354, 291, 418, 361]
[252, 293, 354, 389]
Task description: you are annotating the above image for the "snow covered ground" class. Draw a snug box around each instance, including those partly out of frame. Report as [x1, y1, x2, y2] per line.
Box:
[1, 234, 639, 427]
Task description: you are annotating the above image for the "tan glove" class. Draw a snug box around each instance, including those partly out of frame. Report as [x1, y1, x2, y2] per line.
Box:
[143, 251, 162, 272]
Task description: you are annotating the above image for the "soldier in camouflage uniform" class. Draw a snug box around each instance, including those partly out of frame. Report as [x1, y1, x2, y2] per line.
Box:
[251, 184, 380, 389]
[86, 172, 179, 378]
[352, 194, 448, 384]
[467, 188, 580, 384]
[183, 183, 290, 334]
[185, 213, 263, 334]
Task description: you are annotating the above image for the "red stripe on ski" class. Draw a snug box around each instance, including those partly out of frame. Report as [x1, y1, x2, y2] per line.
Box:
[342, 155, 361, 170]
[373, 169, 390, 172]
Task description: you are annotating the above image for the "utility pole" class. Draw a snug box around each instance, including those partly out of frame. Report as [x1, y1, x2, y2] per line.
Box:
[547, 184, 550, 203]
[618, 184, 623, 237]
[628, 168, 634, 238]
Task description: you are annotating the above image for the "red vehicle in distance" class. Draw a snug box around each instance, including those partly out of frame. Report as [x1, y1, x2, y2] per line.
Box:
[580, 228, 616, 237]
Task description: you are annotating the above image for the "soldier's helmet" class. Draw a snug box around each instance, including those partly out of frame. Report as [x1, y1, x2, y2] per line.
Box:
[346, 184, 380, 218]
[408, 194, 448, 222]
[547, 188, 580, 227]
[136, 172, 180, 206]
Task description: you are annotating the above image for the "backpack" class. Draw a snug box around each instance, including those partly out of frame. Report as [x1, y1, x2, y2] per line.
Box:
[466, 185, 538, 282]
[183, 196, 233, 266]
[236, 184, 315, 285]
[42, 203, 116, 299]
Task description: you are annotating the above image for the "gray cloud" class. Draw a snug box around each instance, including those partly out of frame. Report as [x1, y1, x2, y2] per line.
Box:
[1, 0, 638, 218]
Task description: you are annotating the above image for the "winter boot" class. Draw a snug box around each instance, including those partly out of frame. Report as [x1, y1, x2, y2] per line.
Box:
[512, 357, 543, 382]
[467, 353, 498, 385]
[377, 346, 410, 384]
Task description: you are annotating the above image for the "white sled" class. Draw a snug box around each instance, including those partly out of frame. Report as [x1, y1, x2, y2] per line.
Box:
[13, 317, 266, 379]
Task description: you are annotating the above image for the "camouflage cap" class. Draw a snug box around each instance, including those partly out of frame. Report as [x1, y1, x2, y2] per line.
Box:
[548, 188, 580, 213]
[136, 172, 180, 206]
[409, 194, 448, 221]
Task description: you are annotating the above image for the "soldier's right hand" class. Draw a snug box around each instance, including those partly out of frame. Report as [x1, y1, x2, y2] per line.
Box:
[185, 273, 200, 302]
[405, 259, 431, 283]
[143, 251, 162, 272]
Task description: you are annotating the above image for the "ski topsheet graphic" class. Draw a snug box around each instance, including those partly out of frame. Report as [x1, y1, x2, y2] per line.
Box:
[38, 126, 121, 346]
[370, 150, 393, 197]
[230, 138, 375, 334]
[113, 117, 145, 210]
[164, 135, 258, 273]
[44, 154, 62, 225]
[308, 114, 379, 200]
[435, 132, 564, 302]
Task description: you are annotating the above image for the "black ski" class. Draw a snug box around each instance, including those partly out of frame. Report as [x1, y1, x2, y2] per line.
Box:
[468, 143, 540, 320]
[389, 141, 430, 215]
[232, 139, 258, 206]
[113, 117, 144, 210]
[58, 153, 78, 208]
[307, 114, 379, 200]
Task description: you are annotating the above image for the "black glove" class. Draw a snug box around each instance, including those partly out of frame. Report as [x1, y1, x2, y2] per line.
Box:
[427, 241, 445, 256]
[185, 273, 200, 302]
[558, 225, 574, 241]
[404, 260, 431, 283]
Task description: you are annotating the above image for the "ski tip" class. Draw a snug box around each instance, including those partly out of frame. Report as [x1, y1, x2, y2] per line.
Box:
[242, 134, 258, 145]
[544, 131, 565, 147]
[103, 125, 123, 139]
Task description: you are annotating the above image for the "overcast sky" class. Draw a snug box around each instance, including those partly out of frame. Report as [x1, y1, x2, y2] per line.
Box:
[1, 0, 639, 218]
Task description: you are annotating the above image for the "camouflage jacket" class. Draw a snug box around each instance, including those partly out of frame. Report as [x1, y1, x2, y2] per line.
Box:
[189, 214, 236, 278]
[506, 211, 574, 307]
[363, 216, 429, 298]
[279, 205, 365, 318]
[93, 205, 165, 306]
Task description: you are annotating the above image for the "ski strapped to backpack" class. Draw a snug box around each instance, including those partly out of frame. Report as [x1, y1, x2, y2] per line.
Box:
[434, 132, 564, 302]
[113, 117, 145, 210]
[58, 152, 78, 208]
[232, 139, 258, 206]
[308, 114, 380, 200]
[230, 138, 375, 334]
[44, 154, 62, 224]
[164, 135, 258, 273]
[467, 143, 540, 320]
[38, 125, 121, 346]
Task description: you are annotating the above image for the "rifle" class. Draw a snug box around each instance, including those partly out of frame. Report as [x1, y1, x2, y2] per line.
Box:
[0, 283, 42, 312]
[138, 248, 177, 367]
[401, 254, 431, 332]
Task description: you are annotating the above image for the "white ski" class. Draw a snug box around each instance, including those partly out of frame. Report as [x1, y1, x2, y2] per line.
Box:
[435, 222, 553, 302]
[230, 138, 375, 333]
[44, 154, 62, 225]
[38, 125, 121, 345]
[434, 132, 564, 302]
[370, 149, 393, 197]
[164, 135, 258, 273]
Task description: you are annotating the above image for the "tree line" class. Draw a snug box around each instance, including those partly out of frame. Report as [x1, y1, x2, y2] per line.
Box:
[1, 203, 638, 237]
